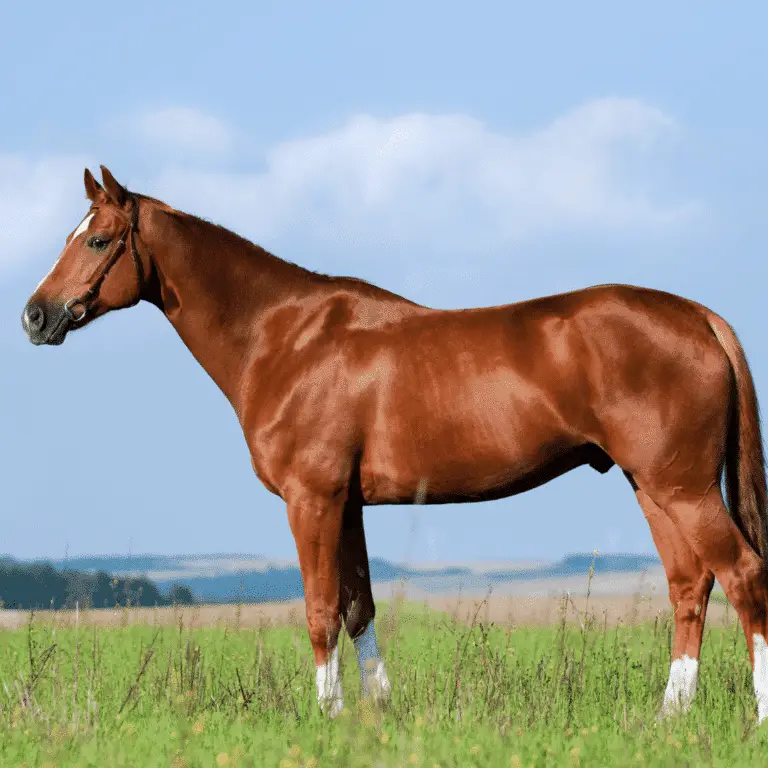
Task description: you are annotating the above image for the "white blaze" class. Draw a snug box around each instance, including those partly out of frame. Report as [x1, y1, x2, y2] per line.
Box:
[71, 213, 95, 241]
[753, 634, 768, 723]
[315, 645, 343, 718]
[34, 213, 95, 292]
[661, 654, 699, 716]
[353, 620, 391, 701]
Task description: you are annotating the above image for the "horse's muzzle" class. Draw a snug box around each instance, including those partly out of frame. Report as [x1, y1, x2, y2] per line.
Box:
[21, 300, 69, 346]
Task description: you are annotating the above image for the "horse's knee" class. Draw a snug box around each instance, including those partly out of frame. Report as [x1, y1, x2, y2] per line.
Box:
[306, 607, 342, 656]
[669, 572, 715, 621]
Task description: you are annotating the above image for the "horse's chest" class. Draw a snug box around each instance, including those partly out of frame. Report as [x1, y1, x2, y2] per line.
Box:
[242, 386, 358, 498]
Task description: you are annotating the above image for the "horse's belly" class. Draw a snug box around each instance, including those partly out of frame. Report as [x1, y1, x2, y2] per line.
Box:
[356, 330, 582, 504]
[359, 402, 572, 505]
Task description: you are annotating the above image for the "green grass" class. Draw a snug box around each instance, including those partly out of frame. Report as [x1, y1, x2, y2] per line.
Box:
[0, 598, 765, 767]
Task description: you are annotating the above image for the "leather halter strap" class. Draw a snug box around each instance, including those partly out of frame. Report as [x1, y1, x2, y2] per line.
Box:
[63, 195, 144, 323]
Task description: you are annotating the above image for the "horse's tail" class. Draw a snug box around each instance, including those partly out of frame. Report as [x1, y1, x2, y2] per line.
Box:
[707, 311, 768, 566]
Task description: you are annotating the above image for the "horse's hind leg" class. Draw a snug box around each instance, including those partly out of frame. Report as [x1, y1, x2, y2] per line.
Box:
[632, 483, 715, 716]
[339, 498, 391, 702]
[644, 483, 768, 721]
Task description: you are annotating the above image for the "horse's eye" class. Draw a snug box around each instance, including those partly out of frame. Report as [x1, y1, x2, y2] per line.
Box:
[88, 236, 110, 251]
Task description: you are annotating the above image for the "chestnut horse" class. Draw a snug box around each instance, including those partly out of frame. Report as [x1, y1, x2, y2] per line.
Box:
[21, 166, 768, 721]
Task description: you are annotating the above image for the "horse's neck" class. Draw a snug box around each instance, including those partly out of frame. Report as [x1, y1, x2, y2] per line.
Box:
[146, 209, 313, 416]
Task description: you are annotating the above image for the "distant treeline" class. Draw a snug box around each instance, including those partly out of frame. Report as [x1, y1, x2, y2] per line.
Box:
[0, 561, 194, 610]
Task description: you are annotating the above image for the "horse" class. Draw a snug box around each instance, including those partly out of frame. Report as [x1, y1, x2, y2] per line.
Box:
[20, 165, 768, 722]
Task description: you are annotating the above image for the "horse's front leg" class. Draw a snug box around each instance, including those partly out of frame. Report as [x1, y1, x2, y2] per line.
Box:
[339, 498, 391, 703]
[286, 492, 345, 717]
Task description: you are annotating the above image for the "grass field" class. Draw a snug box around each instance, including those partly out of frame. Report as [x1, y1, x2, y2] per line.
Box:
[0, 592, 764, 768]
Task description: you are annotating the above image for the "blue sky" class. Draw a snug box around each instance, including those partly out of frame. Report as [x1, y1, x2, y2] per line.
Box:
[2, 2, 767, 564]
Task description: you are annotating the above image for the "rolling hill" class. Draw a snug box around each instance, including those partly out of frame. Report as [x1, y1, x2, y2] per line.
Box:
[0, 552, 664, 604]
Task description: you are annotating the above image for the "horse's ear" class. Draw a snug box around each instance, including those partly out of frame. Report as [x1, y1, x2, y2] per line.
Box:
[100, 165, 127, 207]
[84, 168, 104, 202]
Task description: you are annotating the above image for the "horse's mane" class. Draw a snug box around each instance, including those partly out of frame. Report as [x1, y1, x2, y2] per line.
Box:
[132, 191, 418, 304]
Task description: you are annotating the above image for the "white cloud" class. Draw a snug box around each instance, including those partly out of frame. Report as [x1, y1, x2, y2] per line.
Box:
[0, 153, 89, 279]
[0, 98, 699, 284]
[115, 106, 235, 158]
[150, 98, 699, 251]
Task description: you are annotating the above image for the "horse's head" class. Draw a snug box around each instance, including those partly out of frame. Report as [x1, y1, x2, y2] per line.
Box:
[22, 166, 145, 346]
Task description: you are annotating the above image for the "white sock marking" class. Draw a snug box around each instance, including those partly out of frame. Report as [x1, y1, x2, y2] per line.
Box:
[753, 634, 768, 723]
[34, 213, 95, 292]
[661, 654, 699, 716]
[315, 645, 343, 718]
[353, 620, 391, 702]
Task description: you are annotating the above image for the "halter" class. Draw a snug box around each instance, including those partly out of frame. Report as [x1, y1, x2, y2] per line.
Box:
[63, 195, 144, 323]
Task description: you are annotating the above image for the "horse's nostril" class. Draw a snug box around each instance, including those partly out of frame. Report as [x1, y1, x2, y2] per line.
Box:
[23, 302, 45, 333]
